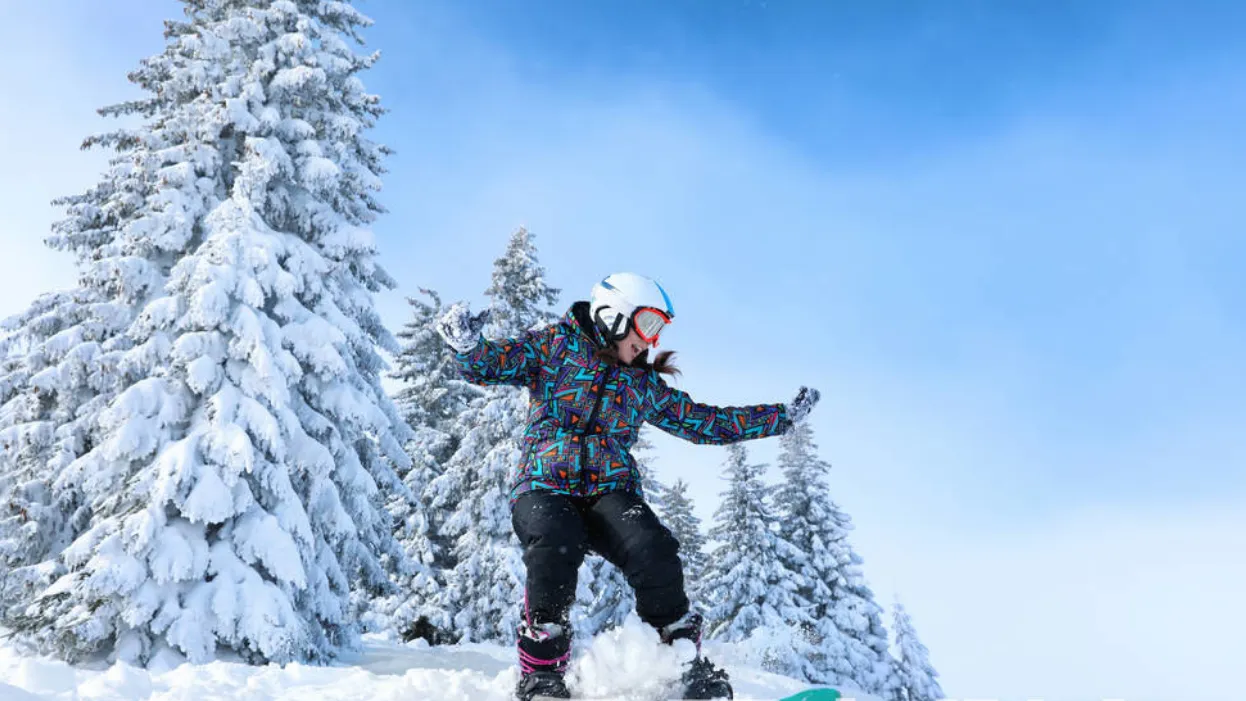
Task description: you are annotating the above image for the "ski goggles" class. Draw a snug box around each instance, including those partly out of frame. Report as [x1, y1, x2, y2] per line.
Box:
[631, 306, 671, 345]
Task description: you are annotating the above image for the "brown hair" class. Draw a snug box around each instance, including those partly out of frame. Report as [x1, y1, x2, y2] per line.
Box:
[594, 346, 681, 377]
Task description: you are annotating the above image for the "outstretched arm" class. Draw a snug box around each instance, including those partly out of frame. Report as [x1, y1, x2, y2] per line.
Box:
[645, 380, 791, 445]
[438, 303, 546, 387]
[454, 331, 546, 387]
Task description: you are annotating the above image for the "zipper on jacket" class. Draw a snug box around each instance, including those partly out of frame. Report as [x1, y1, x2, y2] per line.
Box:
[579, 364, 611, 494]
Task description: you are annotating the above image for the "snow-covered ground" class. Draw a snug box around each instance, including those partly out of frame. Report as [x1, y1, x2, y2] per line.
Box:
[0, 617, 874, 701]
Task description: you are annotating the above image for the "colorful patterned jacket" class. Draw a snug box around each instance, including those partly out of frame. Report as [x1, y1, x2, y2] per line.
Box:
[454, 301, 793, 505]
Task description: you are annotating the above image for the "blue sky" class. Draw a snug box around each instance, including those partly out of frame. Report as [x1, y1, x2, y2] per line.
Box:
[2, 2, 1244, 700]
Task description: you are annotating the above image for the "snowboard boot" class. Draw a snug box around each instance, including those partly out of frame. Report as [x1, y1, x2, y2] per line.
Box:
[659, 612, 734, 700]
[515, 620, 571, 701]
[679, 656, 733, 700]
[659, 611, 706, 652]
[515, 671, 570, 701]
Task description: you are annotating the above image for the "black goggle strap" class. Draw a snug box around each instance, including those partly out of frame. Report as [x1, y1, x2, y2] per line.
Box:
[594, 307, 629, 342]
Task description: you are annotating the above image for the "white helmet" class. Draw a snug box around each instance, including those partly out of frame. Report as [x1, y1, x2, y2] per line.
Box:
[590, 272, 675, 345]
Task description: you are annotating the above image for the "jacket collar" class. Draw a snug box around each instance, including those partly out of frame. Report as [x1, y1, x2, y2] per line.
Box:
[567, 301, 605, 349]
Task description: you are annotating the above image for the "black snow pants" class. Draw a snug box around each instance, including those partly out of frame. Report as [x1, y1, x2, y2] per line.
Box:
[511, 488, 693, 673]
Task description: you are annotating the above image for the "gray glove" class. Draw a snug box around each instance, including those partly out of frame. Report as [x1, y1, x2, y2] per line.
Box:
[786, 386, 821, 424]
[435, 303, 491, 353]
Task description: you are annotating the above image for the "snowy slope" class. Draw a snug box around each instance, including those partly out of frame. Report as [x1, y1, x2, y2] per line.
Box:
[0, 617, 879, 701]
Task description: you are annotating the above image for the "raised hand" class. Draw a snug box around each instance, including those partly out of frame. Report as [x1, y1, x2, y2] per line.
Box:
[436, 302, 491, 353]
[787, 386, 821, 424]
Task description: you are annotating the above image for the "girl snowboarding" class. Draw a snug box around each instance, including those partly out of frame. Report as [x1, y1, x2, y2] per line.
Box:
[436, 272, 820, 700]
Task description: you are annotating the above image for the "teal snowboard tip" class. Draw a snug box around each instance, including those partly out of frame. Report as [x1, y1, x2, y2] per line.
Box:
[778, 688, 842, 701]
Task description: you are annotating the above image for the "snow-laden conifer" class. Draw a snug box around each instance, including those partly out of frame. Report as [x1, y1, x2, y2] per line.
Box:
[431, 227, 558, 642]
[891, 599, 945, 701]
[701, 444, 812, 677]
[376, 288, 481, 642]
[2, 0, 410, 666]
[773, 421, 893, 689]
[652, 477, 709, 609]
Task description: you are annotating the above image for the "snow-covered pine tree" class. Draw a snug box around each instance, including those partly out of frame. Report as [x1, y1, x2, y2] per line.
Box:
[652, 477, 709, 609]
[2, 0, 412, 666]
[431, 226, 559, 643]
[701, 443, 813, 678]
[377, 287, 482, 643]
[890, 600, 945, 701]
[480, 226, 561, 339]
[773, 420, 893, 690]
[389, 289, 483, 438]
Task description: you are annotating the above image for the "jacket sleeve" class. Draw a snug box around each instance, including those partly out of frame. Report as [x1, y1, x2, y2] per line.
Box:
[453, 327, 547, 388]
[644, 376, 791, 445]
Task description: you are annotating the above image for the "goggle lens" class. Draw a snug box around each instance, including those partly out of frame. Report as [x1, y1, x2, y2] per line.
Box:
[632, 307, 670, 342]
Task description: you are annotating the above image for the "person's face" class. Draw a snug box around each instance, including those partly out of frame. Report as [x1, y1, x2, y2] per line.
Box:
[616, 327, 651, 364]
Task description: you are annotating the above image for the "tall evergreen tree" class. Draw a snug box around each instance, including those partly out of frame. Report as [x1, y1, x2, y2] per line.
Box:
[431, 227, 559, 643]
[480, 226, 561, 338]
[701, 443, 812, 677]
[891, 600, 945, 701]
[773, 421, 893, 690]
[653, 477, 709, 608]
[0, 0, 410, 666]
[389, 288, 481, 435]
[379, 288, 481, 642]
[638, 430, 711, 607]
